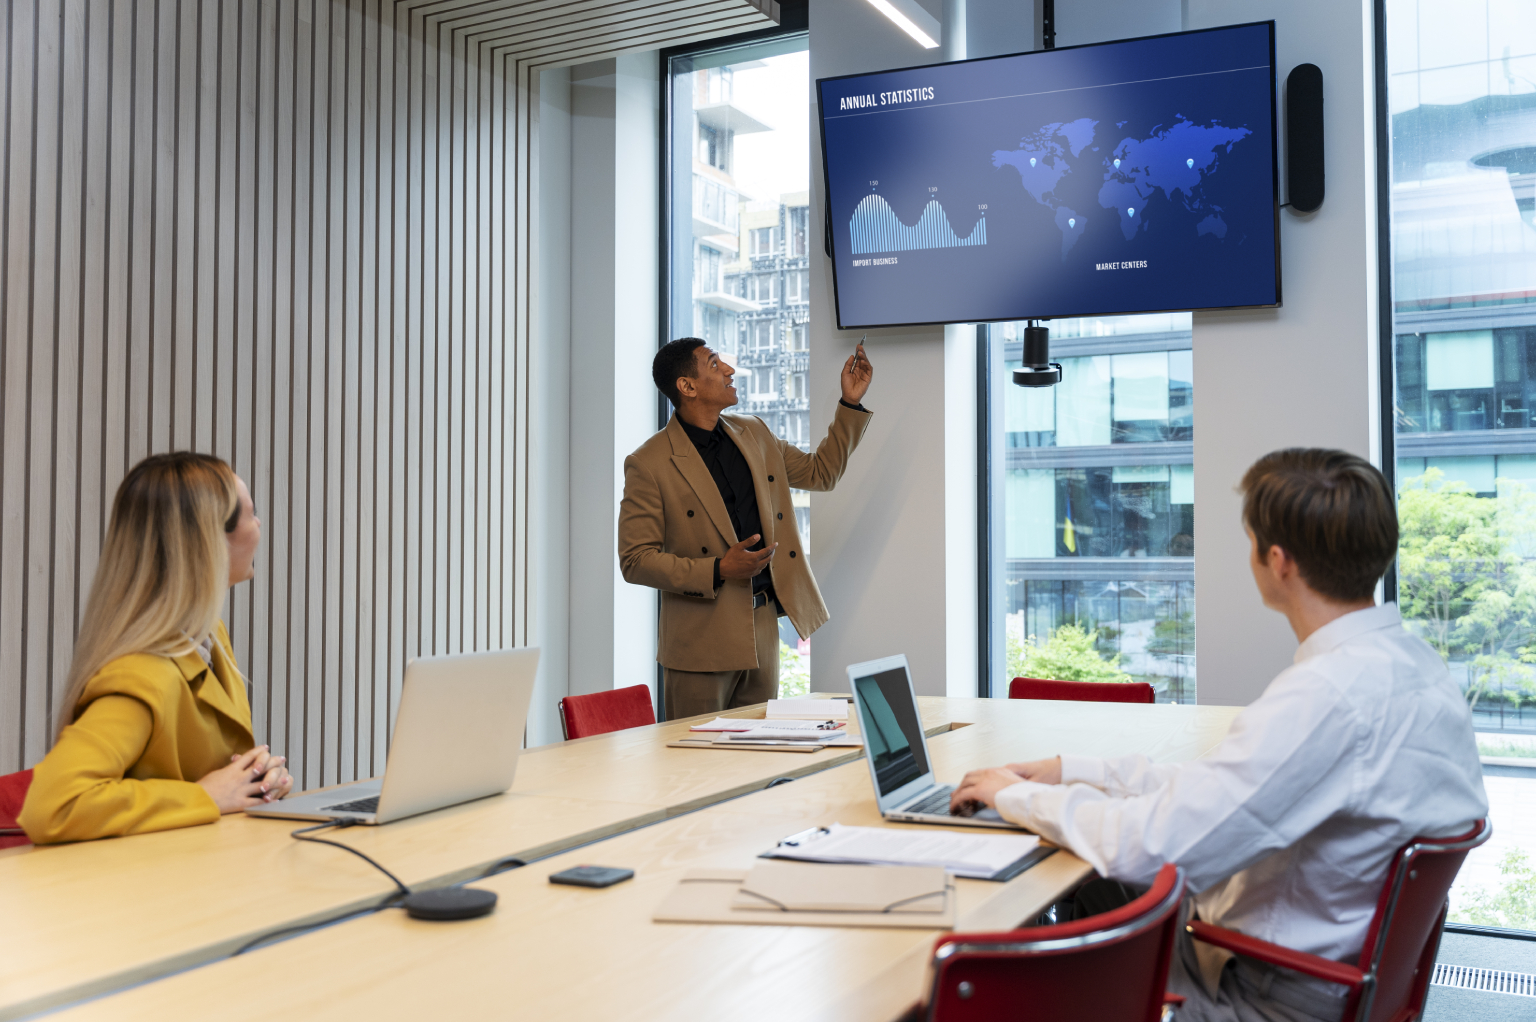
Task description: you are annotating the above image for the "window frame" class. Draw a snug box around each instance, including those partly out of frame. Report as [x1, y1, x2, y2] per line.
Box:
[1373, 0, 1397, 601]
[658, 6, 809, 718]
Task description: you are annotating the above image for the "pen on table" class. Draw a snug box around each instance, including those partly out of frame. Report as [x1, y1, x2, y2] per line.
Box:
[779, 825, 831, 847]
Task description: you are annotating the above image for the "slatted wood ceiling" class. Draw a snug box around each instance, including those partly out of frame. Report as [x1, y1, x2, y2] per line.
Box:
[0, 0, 776, 787]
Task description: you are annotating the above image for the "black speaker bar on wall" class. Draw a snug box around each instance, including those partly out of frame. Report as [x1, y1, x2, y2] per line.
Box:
[1286, 63, 1325, 213]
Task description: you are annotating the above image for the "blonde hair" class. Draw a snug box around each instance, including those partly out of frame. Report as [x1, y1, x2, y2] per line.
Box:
[56, 452, 241, 740]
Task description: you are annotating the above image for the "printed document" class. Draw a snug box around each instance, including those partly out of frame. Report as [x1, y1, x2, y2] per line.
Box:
[767, 823, 1040, 879]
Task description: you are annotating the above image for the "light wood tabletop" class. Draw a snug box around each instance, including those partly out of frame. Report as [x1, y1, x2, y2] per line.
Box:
[0, 697, 950, 1021]
[42, 699, 1240, 1022]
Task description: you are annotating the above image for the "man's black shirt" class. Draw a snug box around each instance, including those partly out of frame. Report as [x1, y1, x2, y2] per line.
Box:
[677, 414, 770, 595]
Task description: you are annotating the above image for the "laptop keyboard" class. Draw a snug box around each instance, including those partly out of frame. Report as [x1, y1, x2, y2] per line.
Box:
[903, 786, 956, 816]
[321, 796, 380, 815]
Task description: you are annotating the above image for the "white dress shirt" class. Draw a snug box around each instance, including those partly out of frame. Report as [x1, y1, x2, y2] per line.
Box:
[995, 603, 1488, 971]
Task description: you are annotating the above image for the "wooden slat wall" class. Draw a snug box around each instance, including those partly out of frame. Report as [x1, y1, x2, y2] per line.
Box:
[0, 0, 775, 787]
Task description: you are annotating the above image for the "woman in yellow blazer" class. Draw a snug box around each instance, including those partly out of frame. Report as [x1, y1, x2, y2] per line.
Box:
[19, 453, 293, 843]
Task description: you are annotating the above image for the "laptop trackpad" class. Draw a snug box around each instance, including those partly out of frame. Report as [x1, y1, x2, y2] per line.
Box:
[972, 807, 1004, 823]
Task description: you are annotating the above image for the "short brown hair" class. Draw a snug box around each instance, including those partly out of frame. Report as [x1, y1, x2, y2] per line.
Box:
[1239, 448, 1397, 602]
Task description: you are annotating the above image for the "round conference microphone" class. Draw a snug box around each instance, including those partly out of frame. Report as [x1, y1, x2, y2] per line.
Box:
[1012, 322, 1062, 387]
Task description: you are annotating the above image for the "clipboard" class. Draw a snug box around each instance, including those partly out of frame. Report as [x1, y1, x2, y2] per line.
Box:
[760, 823, 1057, 882]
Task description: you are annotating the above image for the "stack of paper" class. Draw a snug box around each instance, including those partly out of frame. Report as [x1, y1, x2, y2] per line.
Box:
[727, 724, 846, 742]
[765, 698, 849, 721]
[687, 717, 763, 732]
[765, 823, 1040, 879]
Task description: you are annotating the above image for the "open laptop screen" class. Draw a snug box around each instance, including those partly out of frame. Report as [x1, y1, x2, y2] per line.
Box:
[853, 668, 930, 796]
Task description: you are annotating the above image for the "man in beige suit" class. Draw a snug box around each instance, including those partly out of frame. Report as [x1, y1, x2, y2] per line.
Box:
[618, 338, 874, 719]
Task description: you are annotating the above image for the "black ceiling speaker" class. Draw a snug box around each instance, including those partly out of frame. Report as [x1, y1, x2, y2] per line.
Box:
[1286, 63, 1325, 213]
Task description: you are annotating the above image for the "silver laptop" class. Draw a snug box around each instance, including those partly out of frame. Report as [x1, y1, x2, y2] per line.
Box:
[847, 653, 1022, 830]
[247, 647, 540, 825]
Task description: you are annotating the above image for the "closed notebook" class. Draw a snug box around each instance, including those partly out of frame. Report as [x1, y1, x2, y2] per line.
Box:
[653, 865, 956, 929]
[729, 860, 949, 914]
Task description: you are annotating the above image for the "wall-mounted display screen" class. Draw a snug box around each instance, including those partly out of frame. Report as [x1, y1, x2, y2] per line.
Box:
[816, 21, 1279, 329]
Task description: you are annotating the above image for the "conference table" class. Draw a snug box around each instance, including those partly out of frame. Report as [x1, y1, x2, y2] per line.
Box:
[2, 696, 1240, 1021]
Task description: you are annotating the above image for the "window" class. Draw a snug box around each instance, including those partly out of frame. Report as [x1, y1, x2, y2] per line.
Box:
[697, 246, 721, 293]
[751, 366, 776, 398]
[986, 315, 1196, 704]
[789, 206, 809, 257]
[692, 175, 739, 233]
[667, 35, 812, 690]
[746, 272, 776, 304]
[1385, 0, 1536, 934]
[751, 226, 776, 256]
[750, 319, 775, 350]
[786, 269, 808, 304]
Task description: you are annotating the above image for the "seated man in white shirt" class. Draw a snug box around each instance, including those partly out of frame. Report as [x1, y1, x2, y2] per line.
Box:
[951, 448, 1488, 1022]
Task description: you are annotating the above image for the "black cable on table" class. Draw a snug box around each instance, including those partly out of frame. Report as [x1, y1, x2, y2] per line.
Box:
[288, 820, 413, 897]
[231, 821, 411, 956]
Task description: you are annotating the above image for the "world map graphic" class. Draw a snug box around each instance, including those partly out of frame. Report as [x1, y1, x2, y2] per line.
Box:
[991, 116, 1253, 258]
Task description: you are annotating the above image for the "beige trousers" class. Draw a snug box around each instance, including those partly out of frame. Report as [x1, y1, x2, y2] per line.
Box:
[662, 600, 781, 720]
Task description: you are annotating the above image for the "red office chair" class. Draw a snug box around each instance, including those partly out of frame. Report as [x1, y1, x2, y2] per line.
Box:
[1009, 677, 1156, 704]
[1188, 819, 1491, 1022]
[557, 684, 657, 740]
[914, 863, 1186, 1021]
[0, 768, 34, 850]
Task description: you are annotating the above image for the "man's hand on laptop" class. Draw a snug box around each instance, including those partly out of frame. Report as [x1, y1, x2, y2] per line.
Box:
[1003, 756, 1062, 785]
[949, 767, 1026, 812]
[950, 757, 1062, 813]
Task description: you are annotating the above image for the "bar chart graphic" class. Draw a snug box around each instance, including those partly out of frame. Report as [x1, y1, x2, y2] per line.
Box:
[849, 194, 987, 255]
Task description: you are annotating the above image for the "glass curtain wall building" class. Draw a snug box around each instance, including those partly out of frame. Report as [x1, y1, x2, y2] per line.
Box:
[987, 314, 1196, 703]
[1387, 0, 1536, 933]
[666, 35, 814, 693]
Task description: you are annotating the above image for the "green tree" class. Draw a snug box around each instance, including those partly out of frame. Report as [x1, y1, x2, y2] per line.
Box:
[1396, 470, 1508, 659]
[1450, 847, 1536, 931]
[1147, 610, 1194, 658]
[778, 641, 810, 698]
[1397, 471, 1536, 711]
[1007, 622, 1133, 684]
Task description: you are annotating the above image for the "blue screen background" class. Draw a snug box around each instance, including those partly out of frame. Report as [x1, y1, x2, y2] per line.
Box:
[818, 23, 1278, 328]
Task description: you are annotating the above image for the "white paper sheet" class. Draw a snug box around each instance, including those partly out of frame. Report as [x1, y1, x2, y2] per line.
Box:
[765, 698, 849, 720]
[689, 717, 835, 732]
[767, 824, 1039, 879]
[728, 726, 846, 742]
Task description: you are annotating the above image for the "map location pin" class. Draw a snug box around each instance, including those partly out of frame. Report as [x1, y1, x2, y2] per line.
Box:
[1186, 158, 1194, 169]
[1030, 157, 1037, 167]
[1114, 158, 1121, 169]
[1068, 218, 1076, 229]
[1127, 207, 1136, 217]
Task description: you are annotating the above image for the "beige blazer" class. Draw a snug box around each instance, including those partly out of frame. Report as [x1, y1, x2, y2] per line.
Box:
[618, 403, 872, 672]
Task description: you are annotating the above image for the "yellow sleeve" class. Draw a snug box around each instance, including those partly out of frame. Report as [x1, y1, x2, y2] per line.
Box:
[18, 695, 221, 844]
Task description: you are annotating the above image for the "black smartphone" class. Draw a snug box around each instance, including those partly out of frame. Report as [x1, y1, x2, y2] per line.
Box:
[549, 865, 634, 888]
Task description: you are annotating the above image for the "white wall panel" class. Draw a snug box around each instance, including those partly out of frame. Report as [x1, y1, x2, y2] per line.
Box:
[0, 0, 776, 784]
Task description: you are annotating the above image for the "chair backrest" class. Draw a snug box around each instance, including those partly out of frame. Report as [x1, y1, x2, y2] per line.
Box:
[558, 684, 657, 740]
[923, 864, 1185, 1021]
[1354, 819, 1490, 1022]
[1009, 677, 1155, 704]
[0, 768, 34, 849]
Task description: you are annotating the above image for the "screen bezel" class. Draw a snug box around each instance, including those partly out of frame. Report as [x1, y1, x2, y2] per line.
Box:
[846, 653, 938, 811]
[815, 20, 1281, 330]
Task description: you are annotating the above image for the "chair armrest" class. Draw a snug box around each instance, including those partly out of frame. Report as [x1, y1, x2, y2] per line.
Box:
[1185, 921, 1364, 990]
